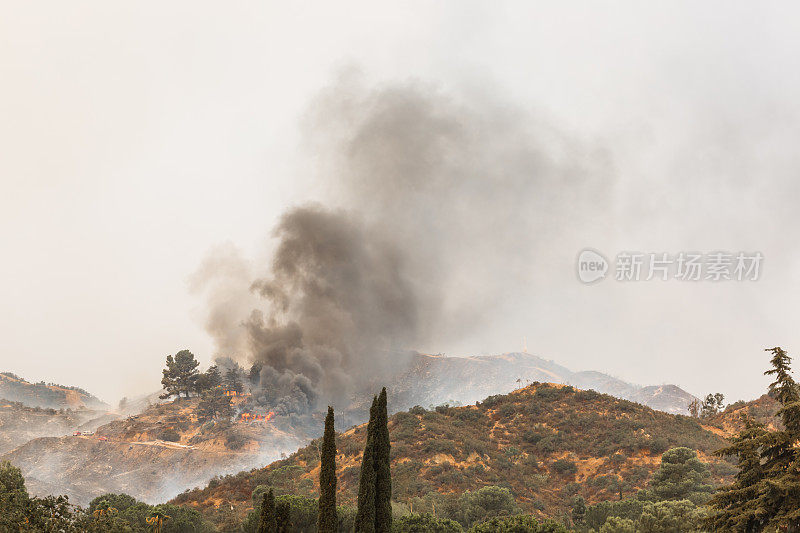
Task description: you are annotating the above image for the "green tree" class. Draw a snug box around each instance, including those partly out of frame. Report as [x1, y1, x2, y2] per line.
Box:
[195, 365, 221, 392]
[244, 492, 337, 533]
[356, 396, 378, 533]
[274, 495, 318, 532]
[26, 495, 77, 532]
[571, 495, 586, 526]
[599, 516, 636, 533]
[700, 393, 725, 418]
[196, 386, 233, 422]
[468, 514, 567, 532]
[0, 461, 30, 531]
[705, 415, 768, 532]
[687, 399, 700, 418]
[355, 388, 392, 533]
[637, 499, 706, 533]
[319, 406, 338, 533]
[584, 500, 644, 531]
[456, 486, 517, 527]
[375, 388, 392, 533]
[88, 493, 138, 514]
[707, 347, 800, 531]
[160, 350, 200, 399]
[150, 504, 210, 533]
[393, 513, 463, 532]
[224, 367, 244, 394]
[258, 488, 278, 533]
[638, 448, 713, 504]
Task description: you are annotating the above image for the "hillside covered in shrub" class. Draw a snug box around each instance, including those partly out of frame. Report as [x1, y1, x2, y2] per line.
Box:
[174, 382, 734, 526]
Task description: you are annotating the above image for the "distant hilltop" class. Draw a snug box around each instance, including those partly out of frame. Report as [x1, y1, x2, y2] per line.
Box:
[0, 372, 107, 410]
[380, 351, 698, 416]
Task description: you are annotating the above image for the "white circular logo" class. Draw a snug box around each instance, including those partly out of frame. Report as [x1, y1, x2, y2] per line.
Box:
[577, 249, 608, 284]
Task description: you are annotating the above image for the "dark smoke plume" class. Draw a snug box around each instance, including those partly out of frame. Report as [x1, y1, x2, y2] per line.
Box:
[194, 75, 610, 414]
[244, 206, 418, 413]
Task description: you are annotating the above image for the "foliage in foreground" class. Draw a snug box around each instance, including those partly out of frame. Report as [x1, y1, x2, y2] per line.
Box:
[0, 461, 213, 533]
[705, 347, 800, 532]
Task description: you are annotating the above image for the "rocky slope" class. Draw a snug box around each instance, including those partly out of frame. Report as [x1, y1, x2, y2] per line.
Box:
[701, 393, 781, 437]
[0, 399, 113, 454]
[0, 372, 107, 409]
[174, 382, 733, 527]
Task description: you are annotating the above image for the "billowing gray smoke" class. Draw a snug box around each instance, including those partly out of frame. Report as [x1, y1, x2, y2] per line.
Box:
[194, 75, 610, 414]
[245, 206, 418, 413]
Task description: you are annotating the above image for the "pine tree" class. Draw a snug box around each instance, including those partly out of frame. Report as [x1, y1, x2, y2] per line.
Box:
[374, 388, 392, 533]
[258, 488, 277, 533]
[318, 406, 337, 533]
[224, 367, 244, 394]
[196, 386, 233, 422]
[707, 347, 800, 531]
[760, 347, 800, 529]
[355, 396, 378, 533]
[195, 365, 221, 393]
[640, 447, 713, 504]
[159, 350, 200, 399]
[706, 415, 769, 532]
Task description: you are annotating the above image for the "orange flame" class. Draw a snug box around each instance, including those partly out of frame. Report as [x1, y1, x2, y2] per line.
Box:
[239, 411, 276, 424]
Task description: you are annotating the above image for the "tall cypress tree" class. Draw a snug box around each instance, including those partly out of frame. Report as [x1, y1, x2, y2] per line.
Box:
[355, 396, 378, 533]
[374, 388, 392, 532]
[258, 488, 277, 533]
[318, 406, 338, 533]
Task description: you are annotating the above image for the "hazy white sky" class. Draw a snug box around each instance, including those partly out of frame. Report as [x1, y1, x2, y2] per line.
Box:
[2, 2, 799, 404]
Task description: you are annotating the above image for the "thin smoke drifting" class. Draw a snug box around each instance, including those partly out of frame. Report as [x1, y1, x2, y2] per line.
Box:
[195, 77, 610, 414]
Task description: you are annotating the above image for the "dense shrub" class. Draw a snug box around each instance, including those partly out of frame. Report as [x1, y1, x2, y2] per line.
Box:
[468, 515, 567, 532]
[534, 386, 562, 401]
[480, 395, 504, 408]
[584, 499, 645, 530]
[225, 431, 248, 450]
[498, 403, 517, 418]
[243, 491, 356, 533]
[158, 428, 180, 442]
[550, 458, 577, 476]
[455, 486, 517, 527]
[454, 409, 484, 423]
[423, 439, 460, 455]
[649, 437, 670, 454]
[392, 513, 463, 532]
[522, 429, 547, 445]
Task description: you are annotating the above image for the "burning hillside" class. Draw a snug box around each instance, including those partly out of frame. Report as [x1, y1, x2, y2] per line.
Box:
[1, 397, 313, 505]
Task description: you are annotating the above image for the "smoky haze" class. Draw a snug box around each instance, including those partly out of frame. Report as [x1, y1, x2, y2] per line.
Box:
[193, 77, 614, 412]
[5, 3, 800, 405]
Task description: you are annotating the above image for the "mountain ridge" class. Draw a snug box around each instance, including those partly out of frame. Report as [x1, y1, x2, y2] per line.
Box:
[0, 372, 107, 410]
[387, 352, 697, 415]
